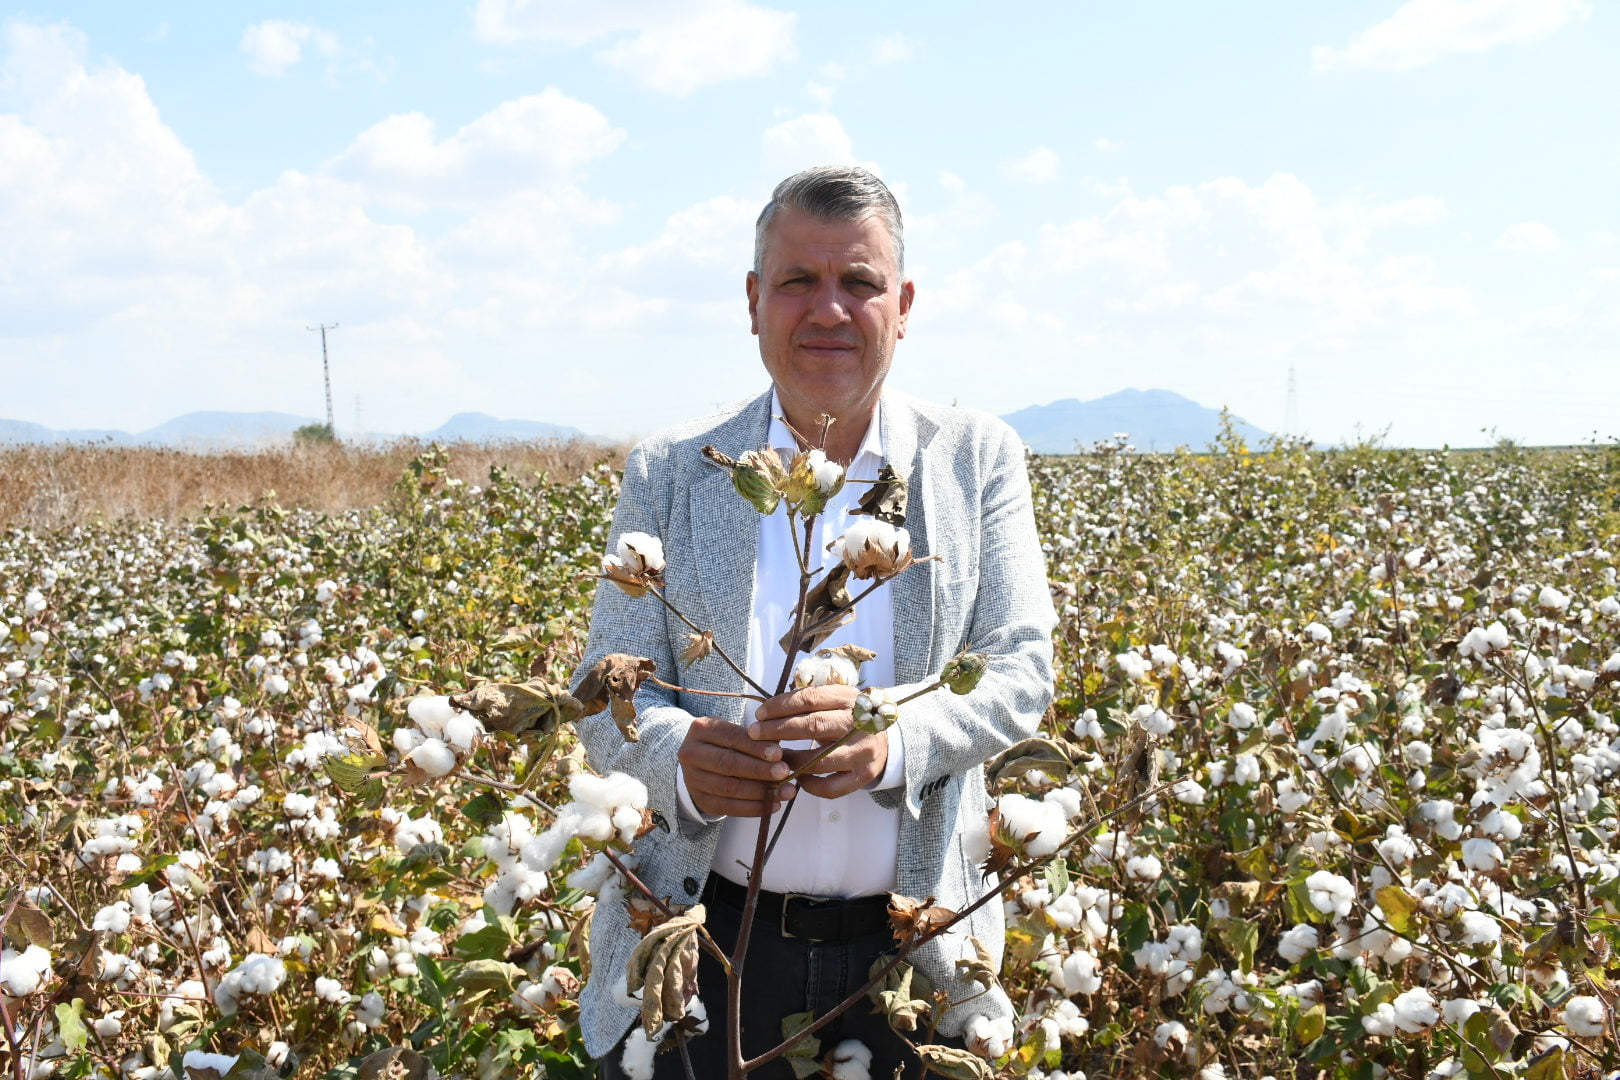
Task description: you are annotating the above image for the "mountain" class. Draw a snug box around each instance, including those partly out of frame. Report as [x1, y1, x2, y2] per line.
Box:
[0, 410, 589, 447]
[422, 412, 585, 442]
[0, 419, 131, 444]
[139, 411, 321, 447]
[1001, 389, 1269, 454]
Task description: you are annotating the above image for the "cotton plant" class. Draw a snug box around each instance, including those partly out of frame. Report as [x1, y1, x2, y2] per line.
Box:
[6, 433, 1620, 1076]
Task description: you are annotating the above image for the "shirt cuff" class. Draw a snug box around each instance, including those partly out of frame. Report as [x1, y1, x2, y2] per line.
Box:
[867, 727, 906, 791]
[675, 764, 725, 824]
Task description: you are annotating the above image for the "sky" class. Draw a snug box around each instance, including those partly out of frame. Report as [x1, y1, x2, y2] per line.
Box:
[1, 0, 1616, 448]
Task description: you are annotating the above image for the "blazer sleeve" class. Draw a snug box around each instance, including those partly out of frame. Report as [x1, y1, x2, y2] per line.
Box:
[572, 442, 712, 839]
[886, 421, 1057, 818]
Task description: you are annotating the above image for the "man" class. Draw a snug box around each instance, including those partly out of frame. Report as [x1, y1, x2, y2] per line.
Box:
[576, 165, 1055, 1078]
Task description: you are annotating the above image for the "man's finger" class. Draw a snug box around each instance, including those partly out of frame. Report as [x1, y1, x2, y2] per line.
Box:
[681, 741, 793, 783]
[686, 776, 796, 818]
[754, 685, 858, 723]
[796, 771, 872, 800]
[688, 715, 784, 761]
[751, 709, 854, 743]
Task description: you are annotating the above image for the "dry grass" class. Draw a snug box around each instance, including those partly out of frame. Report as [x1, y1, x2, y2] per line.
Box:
[0, 439, 626, 530]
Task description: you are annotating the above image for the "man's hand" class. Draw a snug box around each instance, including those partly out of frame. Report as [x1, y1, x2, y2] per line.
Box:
[678, 715, 796, 818]
[751, 685, 889, 799]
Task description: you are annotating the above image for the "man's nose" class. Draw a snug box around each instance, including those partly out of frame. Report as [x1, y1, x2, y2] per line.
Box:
[806, 281, 850, 325]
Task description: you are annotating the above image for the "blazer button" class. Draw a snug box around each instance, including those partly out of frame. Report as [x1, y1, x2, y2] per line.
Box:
[683, 876, 699, 896]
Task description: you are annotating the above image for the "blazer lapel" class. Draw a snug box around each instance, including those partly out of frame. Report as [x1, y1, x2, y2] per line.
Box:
[884, 394, 937, 686]
[688, 392, 772, 712]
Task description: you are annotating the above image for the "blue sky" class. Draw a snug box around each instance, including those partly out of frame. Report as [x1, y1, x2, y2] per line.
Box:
[2, 0, 1615, 446]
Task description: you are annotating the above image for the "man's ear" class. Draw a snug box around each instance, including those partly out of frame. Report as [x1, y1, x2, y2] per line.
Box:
[746, 271, 761, 336]
[896, 278, 915, 340]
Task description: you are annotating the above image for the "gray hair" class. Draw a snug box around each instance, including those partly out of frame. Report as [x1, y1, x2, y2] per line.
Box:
[753, 165, 905, 276]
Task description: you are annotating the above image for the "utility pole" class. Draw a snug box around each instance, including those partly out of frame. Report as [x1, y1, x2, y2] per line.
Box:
[307, 323, 338, 437]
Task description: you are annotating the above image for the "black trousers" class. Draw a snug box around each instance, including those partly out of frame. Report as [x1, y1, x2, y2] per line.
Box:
[596, 875, 927, 1080]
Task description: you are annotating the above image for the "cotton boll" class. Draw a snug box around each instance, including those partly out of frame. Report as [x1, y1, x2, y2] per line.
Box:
[620, 1026, 662, 1080]
[792, 653, 859, 688]
[406, 695, 457, 740]
[181, 1052, 240, 1073]
[0, 945, 53, 996]
[1304, 871, 1355, 918]
[444, 711, 484, 753]
[1228, 702, 1257, 729]
[91, 902, 132, 934]
[964, 1014, 1013, 1058]
[1562, 995, 1606, 1037]
[829, 1039, 873, 1080]
[1276, 924, 1319, 964]
[1125, 855, 1163, 882]
[407, 739, 459, 778]
[1362, 1002, 1397, 1037]
[1391, 987, 1440, 1034]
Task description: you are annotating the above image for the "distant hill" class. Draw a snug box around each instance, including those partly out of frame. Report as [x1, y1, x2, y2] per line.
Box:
[0, 410, 590, 448]
[141, 411, 320, 447]
[424, 412, 585, 442]
[1001, 389, 1269, 453]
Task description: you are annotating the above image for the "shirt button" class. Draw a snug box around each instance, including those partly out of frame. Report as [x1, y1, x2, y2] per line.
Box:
[828, 811, 841, 823]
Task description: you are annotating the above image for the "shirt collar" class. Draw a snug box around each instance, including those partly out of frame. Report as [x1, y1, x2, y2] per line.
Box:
[766, 389, 885, 466]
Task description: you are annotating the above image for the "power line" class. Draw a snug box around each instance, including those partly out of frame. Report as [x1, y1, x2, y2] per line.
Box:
[306, 323, 338, 437]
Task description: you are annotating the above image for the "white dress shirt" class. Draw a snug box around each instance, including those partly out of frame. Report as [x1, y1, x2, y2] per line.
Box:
[676, 392, 905, 897]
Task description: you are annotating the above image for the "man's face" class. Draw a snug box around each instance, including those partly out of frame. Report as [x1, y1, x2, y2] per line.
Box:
[746, 206, 914, 433]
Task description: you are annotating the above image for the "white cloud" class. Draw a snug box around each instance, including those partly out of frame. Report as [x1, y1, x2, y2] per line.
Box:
[1001, 146, 1060, 184]
[1313, 0, 1592, 72]
[472, 0, 796, 95]
[1095, 137, 1122, 153]
[1495, 221, 1561, 253]
[873, 33, 917, 64]
[762, 113, 856, 175]
[240, 20, 340, 77]
[327, 89, 624, 210]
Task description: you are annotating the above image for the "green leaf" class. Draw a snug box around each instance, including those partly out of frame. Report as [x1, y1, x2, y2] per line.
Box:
[780, 1011, 821, 1078]
[324, 752, 386, 795]
[415, 956, 449, 1011]
[916, 1045, 994, 1080]
[461, 792, 505, 827]
[454, 959, 525, 994]
[1043, 858, 1069, 898]
[1375, 885, 1420, 934]
[1294, 1003, 1325, 1045]
[124, 853, 179, 888]
[1524, 1047, 1565, 1080]
[54, 1000, 88, 1052]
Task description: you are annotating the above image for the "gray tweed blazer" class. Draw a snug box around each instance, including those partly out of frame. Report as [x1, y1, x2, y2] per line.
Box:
[573, 387, 1057, 1057]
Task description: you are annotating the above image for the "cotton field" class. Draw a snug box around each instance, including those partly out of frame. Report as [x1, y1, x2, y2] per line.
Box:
[1, 438, 1618, 1079]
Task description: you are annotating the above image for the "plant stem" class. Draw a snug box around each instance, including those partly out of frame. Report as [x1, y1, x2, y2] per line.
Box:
[647, 675, 765, 702]
[644, 583, 772, 699]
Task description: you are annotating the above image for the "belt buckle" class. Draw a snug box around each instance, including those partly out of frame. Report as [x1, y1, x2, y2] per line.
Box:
[779, 892, 826, 941]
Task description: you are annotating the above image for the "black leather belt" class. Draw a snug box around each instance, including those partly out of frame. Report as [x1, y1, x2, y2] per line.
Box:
[706, 874, 890, 943]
